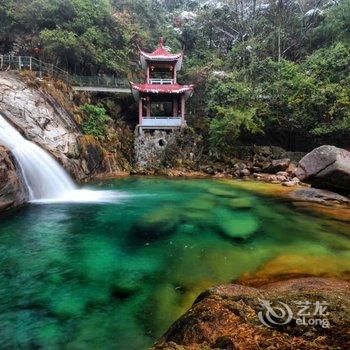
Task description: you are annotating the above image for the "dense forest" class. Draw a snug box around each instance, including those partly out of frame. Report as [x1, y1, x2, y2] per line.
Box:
[0, 0, 349, 152]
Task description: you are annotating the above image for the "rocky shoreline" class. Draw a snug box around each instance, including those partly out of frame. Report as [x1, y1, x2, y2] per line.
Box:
[151, 277, 350, 350]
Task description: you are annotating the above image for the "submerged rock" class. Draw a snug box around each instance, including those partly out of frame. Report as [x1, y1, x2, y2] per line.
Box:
[296, 145, 350, 194]
[218, 210, 259, 239]
[207, 188, 239, 198]
[227, 197, 253, 209]
[239, 253, 350, 283]
[0, 146, 28, 210]
[152, 277, 350, 350]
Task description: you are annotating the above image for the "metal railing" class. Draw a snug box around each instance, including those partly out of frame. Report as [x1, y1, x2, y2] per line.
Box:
[0, 55, 129, 89]
[73, 75, 129, 88]
[0, 55, 73, 83]
[148, 78, 174, 85]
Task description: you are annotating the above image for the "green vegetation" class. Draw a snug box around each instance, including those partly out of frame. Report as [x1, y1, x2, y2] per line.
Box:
[81, 103, 111, 140]
[187, 0, 350, 151]
[1, 0, 349, 151]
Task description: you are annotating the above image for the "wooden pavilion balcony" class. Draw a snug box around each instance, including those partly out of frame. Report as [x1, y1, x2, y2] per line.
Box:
[140, 116, 183, 129]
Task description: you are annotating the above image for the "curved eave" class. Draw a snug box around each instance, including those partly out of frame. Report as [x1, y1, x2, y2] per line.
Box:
[140, 52, 183, 71]
[130, 83, 194, 101]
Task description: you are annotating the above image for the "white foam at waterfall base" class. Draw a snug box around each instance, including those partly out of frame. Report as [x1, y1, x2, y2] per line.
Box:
[0, 114, 121, 203]
[31, 189, 127, 204]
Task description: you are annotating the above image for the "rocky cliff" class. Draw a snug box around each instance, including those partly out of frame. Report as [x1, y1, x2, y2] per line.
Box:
[0, 146, 27, 210]
[0, 71, 130, 181]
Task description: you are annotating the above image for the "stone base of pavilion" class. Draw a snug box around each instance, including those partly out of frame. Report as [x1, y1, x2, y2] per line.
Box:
[134, 129, 178, 167]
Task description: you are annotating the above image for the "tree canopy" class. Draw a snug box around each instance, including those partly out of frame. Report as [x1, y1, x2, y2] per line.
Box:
[0, 0, 349, 151]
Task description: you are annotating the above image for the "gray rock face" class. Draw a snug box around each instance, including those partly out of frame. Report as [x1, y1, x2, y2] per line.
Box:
[289, 188, 350, 205]
[0, 146, 28, 210]
[0, 72, 130, 180]
[296, 145, 350, 193]
[0, 73, 85, 175]
[0, 72, 88, 180]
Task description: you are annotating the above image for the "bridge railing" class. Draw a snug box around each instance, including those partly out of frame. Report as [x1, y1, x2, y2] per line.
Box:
[73, 75, 129, 88]
[0, 55, 129, 89]
[0, 55, 73, 83]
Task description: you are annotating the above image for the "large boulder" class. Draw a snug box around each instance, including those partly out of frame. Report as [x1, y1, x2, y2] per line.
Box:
[0, 146, 28, 211]
[296, 145, 350, 194]
[152, 277, 349, 350]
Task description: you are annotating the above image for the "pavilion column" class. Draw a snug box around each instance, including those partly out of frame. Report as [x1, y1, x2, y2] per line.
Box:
[147, 100, 151, 117]
[138, 99, 143, 125]
[173, 67, 177, 83]
[180, 95, 185, 124]
[173, 98, 178, 117]
[146, 66, 150, 83]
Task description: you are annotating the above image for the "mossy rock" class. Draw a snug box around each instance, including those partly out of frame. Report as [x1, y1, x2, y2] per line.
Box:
[140, 208, 179, 232]
[185, 196, 216, 211]
[207, 188, 239, 198]
[218, 211, 259, 239]
[227, 197, 253, 209]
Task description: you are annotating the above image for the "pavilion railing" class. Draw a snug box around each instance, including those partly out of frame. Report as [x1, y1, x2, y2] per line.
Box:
[148, 78, 174, 85]
[141, 116, 182, 127]
[142, 116, 180, 119]
[0, 55, 129, 88]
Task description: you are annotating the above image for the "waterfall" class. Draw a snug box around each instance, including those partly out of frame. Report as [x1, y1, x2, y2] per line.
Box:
[0, 114, 120, 203]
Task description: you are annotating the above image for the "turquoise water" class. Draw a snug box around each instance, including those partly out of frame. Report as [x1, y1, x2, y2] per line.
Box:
[0, 178, 349, 349]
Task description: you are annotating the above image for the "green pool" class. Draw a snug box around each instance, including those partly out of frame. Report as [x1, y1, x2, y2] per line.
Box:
[0, 178, 349, 349]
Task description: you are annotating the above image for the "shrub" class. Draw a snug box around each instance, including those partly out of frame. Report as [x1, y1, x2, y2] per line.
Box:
[81, 103, 111, 140]
[209, 107, 262, 153]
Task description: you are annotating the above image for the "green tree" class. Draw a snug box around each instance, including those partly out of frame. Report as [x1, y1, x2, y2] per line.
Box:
[81, 103, 111, 140]
[206, 74, 262, 152]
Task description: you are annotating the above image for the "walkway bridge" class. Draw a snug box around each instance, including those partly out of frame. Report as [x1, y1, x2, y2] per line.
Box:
[0, 55, 131, 94]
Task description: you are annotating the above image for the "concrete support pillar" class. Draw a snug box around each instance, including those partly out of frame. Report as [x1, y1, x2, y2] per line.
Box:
[139, 99, 143, 125]
[181, 95, 185, 124]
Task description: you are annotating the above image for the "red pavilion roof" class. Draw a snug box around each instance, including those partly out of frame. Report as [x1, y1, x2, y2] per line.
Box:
[140, 37, 183, 71]
[130, 82, 194, 100]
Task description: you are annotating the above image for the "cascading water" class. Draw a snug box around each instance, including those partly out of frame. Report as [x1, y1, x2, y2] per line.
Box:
[0, 114, 120, 203]
[0, 114, 76, 200]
